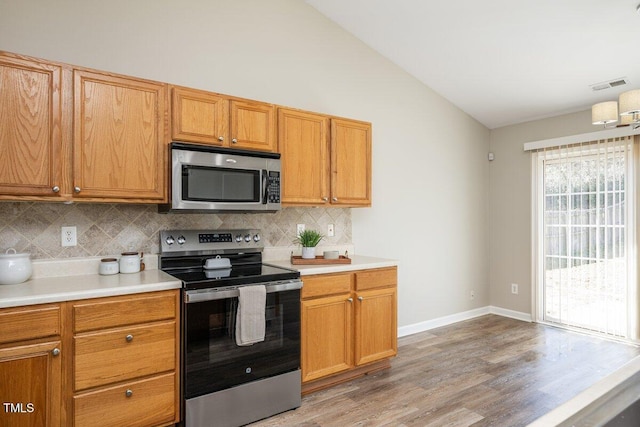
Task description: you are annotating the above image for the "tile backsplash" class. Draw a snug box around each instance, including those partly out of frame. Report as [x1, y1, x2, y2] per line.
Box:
[0, 202, 352, 260]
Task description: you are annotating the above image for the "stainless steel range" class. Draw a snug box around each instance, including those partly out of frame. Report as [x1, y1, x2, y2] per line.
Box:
[159, 229, 302, 427]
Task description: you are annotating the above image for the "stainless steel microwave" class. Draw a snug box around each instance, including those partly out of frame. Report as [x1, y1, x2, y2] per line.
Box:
[158, 142, 281, 213]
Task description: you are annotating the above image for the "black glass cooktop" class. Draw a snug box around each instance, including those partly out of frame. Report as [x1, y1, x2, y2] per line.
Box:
[164, 263, 299, 290]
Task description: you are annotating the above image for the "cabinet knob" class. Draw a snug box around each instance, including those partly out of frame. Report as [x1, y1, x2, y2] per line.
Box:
[125, 334, 133, 342]
[332, 197, 338, 202]
[358, 296, 364, 301]
[125, 389, 133, 398]
[52, 186, 60, 193]
[218, 136, 224, 141]
[322, 197, 328, 202]
[347, 297, 353, 303]
[231, 138, 238, 144]
[51, 348, 60, 356]
[74, 186, 81, 193]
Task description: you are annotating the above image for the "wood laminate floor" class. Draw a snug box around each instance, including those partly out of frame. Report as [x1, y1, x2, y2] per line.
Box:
[250, 315, 640, 427]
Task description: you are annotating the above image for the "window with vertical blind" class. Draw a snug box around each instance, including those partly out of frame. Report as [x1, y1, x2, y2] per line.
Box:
[531, 136, 637, 340]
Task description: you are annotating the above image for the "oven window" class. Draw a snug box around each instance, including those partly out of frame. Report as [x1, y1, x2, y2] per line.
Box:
[184, 289, 300, 399]
[182, 165, 260, 202]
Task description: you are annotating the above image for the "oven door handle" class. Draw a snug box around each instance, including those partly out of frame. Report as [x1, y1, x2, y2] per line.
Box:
[185, 279, 303, 303]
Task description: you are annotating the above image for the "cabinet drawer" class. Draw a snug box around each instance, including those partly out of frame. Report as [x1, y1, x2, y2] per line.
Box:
[355, 267, 397, 291]
[302, 273, 352, 299]
[73, 290, 177, 333]
[74, 372, 176, 427]
[0, 304, 60, 344]
[74, 321, 176, 391]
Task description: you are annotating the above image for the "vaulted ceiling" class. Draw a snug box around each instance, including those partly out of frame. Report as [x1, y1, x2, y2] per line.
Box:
[306, 0, 640, 129]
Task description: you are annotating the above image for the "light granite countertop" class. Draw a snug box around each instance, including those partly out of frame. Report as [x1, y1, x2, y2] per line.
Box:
[267, 254, 398, 275]
[0, 254, 396, 309]
[0, 269, 181, 309]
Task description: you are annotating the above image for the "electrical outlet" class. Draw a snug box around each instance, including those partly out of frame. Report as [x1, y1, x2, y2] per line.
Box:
[511, 283, 519, 294]
[470, 290, 475, 300]
[61, 226, 77, 247]
[296, 224, 305, 236]
[327, 224, 335, 237]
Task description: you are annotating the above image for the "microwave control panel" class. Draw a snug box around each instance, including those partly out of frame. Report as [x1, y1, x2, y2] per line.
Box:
[267, 171, 280, 204]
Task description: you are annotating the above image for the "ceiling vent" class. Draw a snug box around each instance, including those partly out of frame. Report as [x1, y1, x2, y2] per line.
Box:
[590, 78, 629, 91]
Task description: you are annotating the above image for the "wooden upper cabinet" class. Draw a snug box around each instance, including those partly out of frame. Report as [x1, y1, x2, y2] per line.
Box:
[230, 100, 276, 152]
[171, 86, 228, 145]
[0, 53, 64, 198]
[331, 118, 372, 207]
[278, 110, 372, 207]
[73, 69, 167, 201]
[170, 86, 276, 152]
[278, 108, 329, 205]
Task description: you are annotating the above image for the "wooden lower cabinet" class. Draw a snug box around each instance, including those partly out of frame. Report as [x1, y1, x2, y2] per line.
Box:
[0, 304, 62, 427]
[301, 267, 397, 393]
[301, 293, 353, 382]
[68, 290, 180, 427]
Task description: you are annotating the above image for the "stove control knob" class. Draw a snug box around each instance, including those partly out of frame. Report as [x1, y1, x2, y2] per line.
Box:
[165, 235, 175, 245]
[235, 234, 242, 243]
[177, 235, 186, 245]
[244, 234, 251, 243]
[253, 234, 261, 242]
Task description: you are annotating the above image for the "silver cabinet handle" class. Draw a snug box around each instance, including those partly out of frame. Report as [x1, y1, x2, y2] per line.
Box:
[218, 136, 224, 141]
[347, 298, 353, 303]
[358, 296, 364, 301]
[52, 186, 60, 193]
[231, 138, 238, 144]
[125, 389, 133, 397]
[332, 197, 338, 202]
[52, 348, 60, 356]
[74, 186, 81, 193]
[125, 334, 133, 342]
[322, 197, 328, 202]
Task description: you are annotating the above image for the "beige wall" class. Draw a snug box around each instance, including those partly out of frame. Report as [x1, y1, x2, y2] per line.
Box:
[488, 110, 594, 313]
[0, 0, 491, 328]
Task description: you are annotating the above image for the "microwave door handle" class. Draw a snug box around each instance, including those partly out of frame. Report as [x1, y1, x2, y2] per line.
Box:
[262, 169, 268, 204]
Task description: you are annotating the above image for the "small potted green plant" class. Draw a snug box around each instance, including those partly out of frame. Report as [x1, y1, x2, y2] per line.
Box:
[294, 229, 324, 259]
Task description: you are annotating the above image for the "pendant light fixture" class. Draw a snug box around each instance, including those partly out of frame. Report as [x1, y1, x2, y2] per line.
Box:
[592, 89, 640, 129]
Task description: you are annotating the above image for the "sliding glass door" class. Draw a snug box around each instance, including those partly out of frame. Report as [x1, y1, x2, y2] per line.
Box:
[534, 137, 636, 339]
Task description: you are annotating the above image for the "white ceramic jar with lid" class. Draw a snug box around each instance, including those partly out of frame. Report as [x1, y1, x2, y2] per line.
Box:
[119, 252, 141, 274]
[99, 258, 119, 275]
[0, 248, 32, 285]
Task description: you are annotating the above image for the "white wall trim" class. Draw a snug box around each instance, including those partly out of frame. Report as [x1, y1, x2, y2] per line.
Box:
[398, 307, 490, 337]
[489, 305, 533, 322]
[398, 306, 532, 338]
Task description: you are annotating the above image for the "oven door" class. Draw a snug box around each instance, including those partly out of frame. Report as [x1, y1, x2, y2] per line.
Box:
[183, 281, 301, 400]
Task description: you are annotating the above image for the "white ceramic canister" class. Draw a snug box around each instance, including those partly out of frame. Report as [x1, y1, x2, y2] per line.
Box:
[99, 258, 119, 275]
[119, 252, 141, 274]
[0, 248, 33, 285]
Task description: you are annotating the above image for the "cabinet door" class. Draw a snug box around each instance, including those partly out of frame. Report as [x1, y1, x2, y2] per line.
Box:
[330, 118, 372, 206]
[278, 108, 330, 205]
[301, 294, 353, 382]
[171, 86, 228, 145]
[0, 340, 62, 427]
[73, 70, 167, 202]
[354, 287, 397, 366]
[0, 54, 64, 198]
[230, 100, 276, 152]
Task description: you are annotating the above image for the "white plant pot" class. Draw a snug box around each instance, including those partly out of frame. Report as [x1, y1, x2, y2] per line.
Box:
[301, 247, 316, 259]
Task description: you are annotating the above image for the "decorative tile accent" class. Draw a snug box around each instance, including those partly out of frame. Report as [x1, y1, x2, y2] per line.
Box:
[0, 202, 352, 260]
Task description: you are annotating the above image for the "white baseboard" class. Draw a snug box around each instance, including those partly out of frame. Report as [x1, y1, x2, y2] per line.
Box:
[398, 306, 532, 338]
[489, 305, 533, 322]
